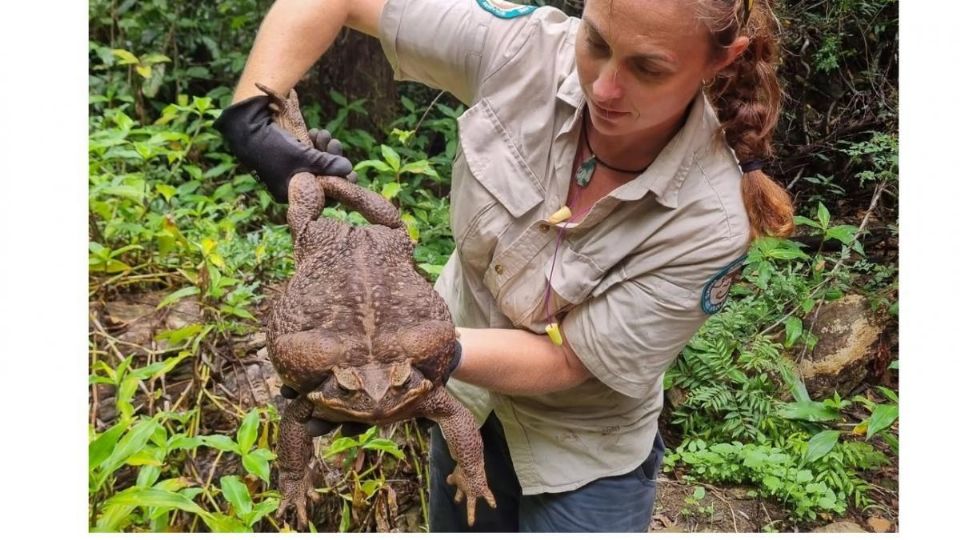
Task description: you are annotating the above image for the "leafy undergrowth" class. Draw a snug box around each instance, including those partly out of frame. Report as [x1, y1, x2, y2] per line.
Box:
[89, 0, 898, 532]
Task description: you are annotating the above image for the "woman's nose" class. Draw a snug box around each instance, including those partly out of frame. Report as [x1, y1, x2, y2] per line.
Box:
[592, 61, 624, 102]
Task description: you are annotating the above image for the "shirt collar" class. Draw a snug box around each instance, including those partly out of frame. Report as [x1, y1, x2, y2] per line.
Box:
[555, 69, 718, 210]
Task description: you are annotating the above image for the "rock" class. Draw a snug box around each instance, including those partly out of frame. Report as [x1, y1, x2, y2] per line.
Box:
[811, 521, 867, 533]
[796, 294, 886, 399]
[867, 516, 893, 532]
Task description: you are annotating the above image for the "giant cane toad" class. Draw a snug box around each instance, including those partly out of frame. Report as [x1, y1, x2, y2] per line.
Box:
[258, 84, 495, 528]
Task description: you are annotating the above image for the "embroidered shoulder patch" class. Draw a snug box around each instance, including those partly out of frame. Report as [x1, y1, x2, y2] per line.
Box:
[701, 255, 747, 315]
[476, 0, 536, 19]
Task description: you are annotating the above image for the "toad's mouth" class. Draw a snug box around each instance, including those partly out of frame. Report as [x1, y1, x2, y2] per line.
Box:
[307, 378, 433, 420]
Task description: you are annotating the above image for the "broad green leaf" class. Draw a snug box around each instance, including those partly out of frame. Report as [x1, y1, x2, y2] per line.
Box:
[94, 502, 136, 532]
[155, 324, 205, 347]
[157, 286, 200, 309]
[89, 419, 132, 471]
[876, 386, 899, 404]
[793, 215, 822, 230]
[323, 436, 361, 458]
[825, 225, 858, 245]
[141, 53, 172, 64]
[198, 434, 240, 453]
[204, 514, 248, 532]
[381, 145, 401, 171]
[111, 48, 139, 65]
[804, 430, 840, 462]
[399, 160, 439, 177]
[776, 401, 840, 422]
[692, 486, 706, 500]
[97, 418, 159, 485]
[155, 184, 176, 202]
[248, 499, 280, 526]
[105, 487, 207, 516]
[784, 316, 803, 348]
[167, 434, 203, 452]
[762, 475, 782, 492]
[816, 202, 830, 229]
[135, 64, 152, 79]
[363, 438, 405, 459]
[866, 404, 898, 439]
[237, 410, 260, 454]
[242, 452, 271, 483]
[380, 182, 403, 200]
[220, 475, 253, 518]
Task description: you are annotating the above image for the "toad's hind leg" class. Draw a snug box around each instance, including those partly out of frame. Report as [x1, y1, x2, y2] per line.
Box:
[276, 396, 321, 530]
[414, 388, 496, 527]
[319, 175, 403, 229]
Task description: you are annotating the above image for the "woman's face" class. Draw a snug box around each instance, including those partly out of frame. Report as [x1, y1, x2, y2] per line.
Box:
[575, 0, 720, 138]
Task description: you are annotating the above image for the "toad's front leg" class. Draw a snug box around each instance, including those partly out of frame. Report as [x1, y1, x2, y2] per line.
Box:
[415, 388, 496, 526]
[276, 396, 320, 530]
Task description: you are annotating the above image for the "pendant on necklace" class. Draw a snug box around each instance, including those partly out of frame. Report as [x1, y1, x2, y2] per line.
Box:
[575, 155, 597, 187]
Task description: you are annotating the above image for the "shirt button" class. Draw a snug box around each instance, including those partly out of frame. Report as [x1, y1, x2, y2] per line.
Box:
[494, 264, 504, 275]
[538, 223, 550, 233]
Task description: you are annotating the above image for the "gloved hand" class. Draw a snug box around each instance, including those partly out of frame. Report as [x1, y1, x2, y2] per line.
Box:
[213, 94, 353, 203]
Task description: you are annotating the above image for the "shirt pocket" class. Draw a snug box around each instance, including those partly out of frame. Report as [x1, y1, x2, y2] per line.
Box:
[451, 98, 544, 273]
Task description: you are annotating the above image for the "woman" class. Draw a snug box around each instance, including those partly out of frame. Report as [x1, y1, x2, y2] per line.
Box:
[215, 0, 794, 532]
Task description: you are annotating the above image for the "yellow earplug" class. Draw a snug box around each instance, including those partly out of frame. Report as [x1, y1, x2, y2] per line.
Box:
[546, 206, 572, 225]
[545, 322, 563, 346]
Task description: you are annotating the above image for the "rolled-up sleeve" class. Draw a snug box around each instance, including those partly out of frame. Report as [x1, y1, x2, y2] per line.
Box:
[562, 273, 709, 399]
[378, 0, 538, 104]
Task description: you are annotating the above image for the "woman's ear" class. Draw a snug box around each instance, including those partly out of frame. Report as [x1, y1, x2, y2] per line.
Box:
[709, 35, 750, 77]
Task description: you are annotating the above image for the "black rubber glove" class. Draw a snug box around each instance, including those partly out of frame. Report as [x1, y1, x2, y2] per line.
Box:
[213, 94, 353, 203]
[278, 384, 371, 437]
[442, 339, 463, 384]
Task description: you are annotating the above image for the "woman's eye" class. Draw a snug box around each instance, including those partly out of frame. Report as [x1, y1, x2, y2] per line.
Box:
[586, 37, 609, 54]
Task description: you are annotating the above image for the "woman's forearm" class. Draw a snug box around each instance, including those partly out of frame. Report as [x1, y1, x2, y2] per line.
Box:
[453, 327, 593, 395]
[232, 0, 386, 102]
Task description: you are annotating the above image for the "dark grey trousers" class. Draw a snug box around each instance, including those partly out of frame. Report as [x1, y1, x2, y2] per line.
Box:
[428, 413, 664, 532]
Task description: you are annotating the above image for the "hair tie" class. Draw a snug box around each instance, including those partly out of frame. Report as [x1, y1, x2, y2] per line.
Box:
[740, 159, 765, 173]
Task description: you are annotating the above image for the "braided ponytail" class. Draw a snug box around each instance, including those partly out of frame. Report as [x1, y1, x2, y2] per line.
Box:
[700, 0, 794, 239]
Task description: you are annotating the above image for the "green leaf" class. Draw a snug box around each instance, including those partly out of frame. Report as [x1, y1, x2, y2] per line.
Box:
[140, 53, 172, 65]
[157, 286, 200, 309]
[816, 202, 830, 229]
[105, 487, 208, 516]
[97, 418, 159, 485]
[693, 486, 706, 500]
[323, 436, 361, 458]
[381, 145, 401, 171]
[339, 499, 351, 532]
[135, 64, 152, 79]
[805, 430, 840, 462]
[237, 409, 260, 454]
[399, 160, 439, 177]
[89, 419, 132, 471]
[866, 404, 898, 439]
[242, 452, 271, 484]
[777, 401, 840, 422]
[362, 438, 405, 459]
[204, 514, 249, 532]
[784, 316, 803, 349]
[762, 475, 782, 492]
[220, 475, 253, 518]
[380, 182, 403, 200]
[94, 502, 136, 532]
[353, 159, 392, 172]
[793, 215, 822, 230]
[825, 224, 858, 245]
[111, 48, 139, 65]
[130, 352, 190, 381]
[198, 434, 240, 453]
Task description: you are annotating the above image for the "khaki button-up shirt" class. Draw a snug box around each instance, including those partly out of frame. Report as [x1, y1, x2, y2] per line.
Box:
[379, 0, 751, 494]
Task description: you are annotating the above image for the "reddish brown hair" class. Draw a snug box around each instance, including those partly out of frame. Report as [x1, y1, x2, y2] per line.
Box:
[699, 0, 794, 239]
